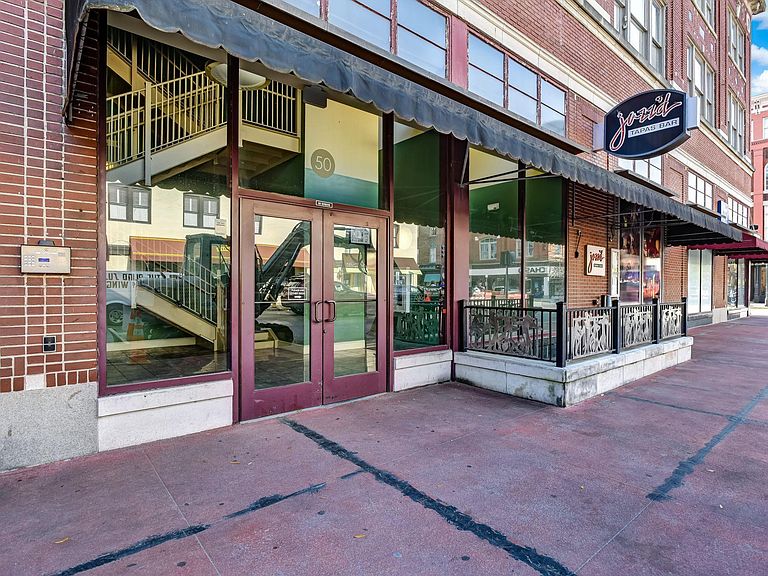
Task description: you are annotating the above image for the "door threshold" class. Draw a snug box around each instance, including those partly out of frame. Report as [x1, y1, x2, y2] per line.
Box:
[238, 391, 391, 425]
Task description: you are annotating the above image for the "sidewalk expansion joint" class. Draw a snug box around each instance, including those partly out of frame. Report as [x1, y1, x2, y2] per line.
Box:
[646, 384, 768, 502]
[281, 417, 577, 576]
[46, 482, 327, 576]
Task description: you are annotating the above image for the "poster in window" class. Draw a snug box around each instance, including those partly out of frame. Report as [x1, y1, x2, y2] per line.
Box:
[619, 218, 641, 303]
[643, 228, 661, 302]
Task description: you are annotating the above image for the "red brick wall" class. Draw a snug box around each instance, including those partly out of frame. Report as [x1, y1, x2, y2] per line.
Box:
[566, 184, 615, 308]
[474, 0, 752, 196]
[0, 2, 98, 392]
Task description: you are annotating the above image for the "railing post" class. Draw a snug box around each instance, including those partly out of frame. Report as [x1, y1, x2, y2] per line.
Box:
[652, 297, 660, 344]
[612, 298, 622, 354]
[458, 300, 467, 352]
[681, 297, 688, 336]
[555, 301, 566, 367]
[143, 80, 152, 186]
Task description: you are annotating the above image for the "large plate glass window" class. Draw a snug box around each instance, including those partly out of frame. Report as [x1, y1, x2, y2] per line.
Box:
[468, 148, 521, 302]
[393, 122, 446, 350]
[104, 27, 231, 387]
[525, 173, 565, 307]
[619, 203, 662, 304]
[687, 249, 713, 314]
[239, 68, 384, 210]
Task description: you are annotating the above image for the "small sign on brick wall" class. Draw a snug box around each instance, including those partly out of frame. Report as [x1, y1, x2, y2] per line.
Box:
[585, 245, 606, 276]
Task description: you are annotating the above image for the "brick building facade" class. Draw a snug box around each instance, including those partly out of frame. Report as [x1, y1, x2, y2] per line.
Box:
[0, 0, 762, 469]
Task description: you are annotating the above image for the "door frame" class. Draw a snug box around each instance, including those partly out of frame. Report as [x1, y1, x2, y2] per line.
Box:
[321, 210, 389, 404]
[237, 190, 391, 421]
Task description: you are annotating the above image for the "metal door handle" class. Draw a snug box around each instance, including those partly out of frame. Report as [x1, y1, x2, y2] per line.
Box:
[325, 300, 337, 322]
[313, 301, 323, 323]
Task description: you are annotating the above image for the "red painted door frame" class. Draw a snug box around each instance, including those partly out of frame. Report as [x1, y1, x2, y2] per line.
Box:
[239, 198, 388, 420]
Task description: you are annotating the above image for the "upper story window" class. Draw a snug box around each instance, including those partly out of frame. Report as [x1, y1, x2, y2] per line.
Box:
[728, 93, 746, 155]
[762, 117, 768, 139]
[329, 0, 391, 52]
[328, 0, 447, 77]
[183, 194, 219, 229]
[509, 59, 566, 135]
[617, 156, 662, 185]
[687, 44, 715, 125]
[726, 197, 749, 228]
[614, 0, 665, 74]
[694, 0, 715, 29]
[397, 0, 447, 77]
[468, 33, 504, 106]
[728, 11, 746, 75]
[480, 238, 498, 260]
[108, 184, 151, 223]
[282, 0, 321, 17]
[688, 171, 713, 210]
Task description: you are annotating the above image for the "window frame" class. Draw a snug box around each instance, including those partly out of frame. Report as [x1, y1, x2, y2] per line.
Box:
[479, 237, 498, 261]
[693, 0, 715, 29]
[687, 43, 715, 126]
[107, 184, 152, 224]
[395, 0, 448, 78]
[727, 92, 746, 155]
[728, 10, 746, 75]
[613, 0, 666, 75]
[183, 193, 220, 229]
[726, 197, 749, 228]
[687, 171, 713, 211]
[617, 156, 662, 185]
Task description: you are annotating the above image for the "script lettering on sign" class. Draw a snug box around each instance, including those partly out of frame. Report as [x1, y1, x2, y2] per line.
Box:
[595, 89, 695, 160]
[586, 245, 606, 277]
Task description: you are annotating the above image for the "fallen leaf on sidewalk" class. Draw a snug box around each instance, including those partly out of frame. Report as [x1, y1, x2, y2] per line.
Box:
[353, 534, 367, 539]
[54, 537, 70, 545]
[230, 460, 240, 464]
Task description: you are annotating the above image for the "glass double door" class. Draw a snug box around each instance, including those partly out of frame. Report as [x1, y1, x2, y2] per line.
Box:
[239, 199, 387, 420]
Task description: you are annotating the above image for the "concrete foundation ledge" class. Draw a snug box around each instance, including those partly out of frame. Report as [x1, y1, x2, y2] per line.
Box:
[455, 336, 693, 407]
[0, 383, 98, 472]
[98, 379, 233, 452]
[393, 349, 453, 391]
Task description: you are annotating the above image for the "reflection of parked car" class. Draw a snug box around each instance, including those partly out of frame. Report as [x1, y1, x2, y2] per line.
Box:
[284, 279, 374, 315]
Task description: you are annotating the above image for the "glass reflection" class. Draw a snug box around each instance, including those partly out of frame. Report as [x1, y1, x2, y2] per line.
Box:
[253, 216, 311, 389]
[333, 225, 377, 377]
[104, 27, 230, 386]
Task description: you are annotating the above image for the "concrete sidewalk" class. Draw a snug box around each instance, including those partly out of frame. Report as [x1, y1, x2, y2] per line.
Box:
[2, 318, 767, 576]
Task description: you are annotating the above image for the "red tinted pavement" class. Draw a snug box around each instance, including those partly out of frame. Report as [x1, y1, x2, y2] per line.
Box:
[2, 317, 767, 576]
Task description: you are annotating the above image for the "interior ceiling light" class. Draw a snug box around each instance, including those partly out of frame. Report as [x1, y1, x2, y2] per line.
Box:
[205, 62, 269, 90]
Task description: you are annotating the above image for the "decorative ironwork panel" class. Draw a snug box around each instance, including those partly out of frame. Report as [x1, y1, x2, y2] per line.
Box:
[621, 304, 654, 348]
[394, 303, 442, 346]
[464, 305, 556, 361]
[568, 308, 613, 360]
[660, 303, 684, 340]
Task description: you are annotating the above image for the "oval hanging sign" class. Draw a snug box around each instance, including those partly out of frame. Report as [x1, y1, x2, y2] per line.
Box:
[602, 89, 694, 160]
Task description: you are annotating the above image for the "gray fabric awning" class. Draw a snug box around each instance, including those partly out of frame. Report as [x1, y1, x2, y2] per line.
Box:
[66, 0, 741, 244]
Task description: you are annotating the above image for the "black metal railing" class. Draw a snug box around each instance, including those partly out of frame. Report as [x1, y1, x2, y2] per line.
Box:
[461, 302, 559, 363]
[460, 297, 688, 367]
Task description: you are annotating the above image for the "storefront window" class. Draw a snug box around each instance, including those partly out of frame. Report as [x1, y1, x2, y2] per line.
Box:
[688, 249, 713, 314]
[619, 205, 662, 304]
[239, 75, 383, 210]
[727, 259, 747, 308]
[525, 175, 565, 308]
[104, 28, 231, 387]
[469, 149, 521, 301]
[392, 123, 445, 350]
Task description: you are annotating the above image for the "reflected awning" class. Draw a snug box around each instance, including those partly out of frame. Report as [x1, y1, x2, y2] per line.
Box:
[690, 234, 768, 261]
[394, 257, 421, 272]
[130, 237, 185, 262]
[67, 0, 740, 244]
